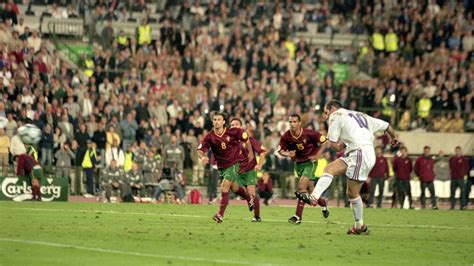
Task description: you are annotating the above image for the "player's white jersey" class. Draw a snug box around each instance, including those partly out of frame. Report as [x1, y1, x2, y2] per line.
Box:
[327, 108, 389, 152]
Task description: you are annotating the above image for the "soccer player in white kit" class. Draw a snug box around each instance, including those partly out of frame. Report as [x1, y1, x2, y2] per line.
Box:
[297, 100, 398, 234]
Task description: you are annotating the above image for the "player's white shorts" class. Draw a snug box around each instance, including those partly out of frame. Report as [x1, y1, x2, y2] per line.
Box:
[339, 146, 375, 182]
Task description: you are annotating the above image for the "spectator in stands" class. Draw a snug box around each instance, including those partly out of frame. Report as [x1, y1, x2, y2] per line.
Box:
[415, 146, 441, 210]
[117, 7, 130, 22]
[1, 2, 18, 25]
[105, 139, 124, 167]
[120, 113, 138, 151]
[101, 159, 126, 202]
[126, 163, 145, 197]
[449, 146, 469, 210]
[467, 113, 474, 132]
[58, 113, 74, 140]
[368, 146, 389, 208]
[39, 123, 53, 166]
[55, 142, 75, 194]
[450, 112, 465, 133]
[258, 171, 273, 205]
[62, 4, 77, 19]
[92, 121, 107, 167]
[162, 135, 184, 172]
[101, 19, 114, 48]
[0, 127, 9, 176]
[82, 140, 99, 197]
[50, 3, 62, 19]
[143, 148, 161, 198]
[106, 125, 120, 150]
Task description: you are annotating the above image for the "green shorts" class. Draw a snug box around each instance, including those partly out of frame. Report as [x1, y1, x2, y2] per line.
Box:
[30, 166, 45, 184]
[237, 169, 257, 187]
[295, 161, 317, 180]
[218, 163, 240, 182]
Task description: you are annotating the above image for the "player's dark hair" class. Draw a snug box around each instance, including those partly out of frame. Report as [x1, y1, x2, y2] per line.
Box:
[230, 117, 243, 126]
[211, 111, 228, 122]
[325, 99, 343, 110]
[423, 146, 430, 150]
[289, 114, 301, 121]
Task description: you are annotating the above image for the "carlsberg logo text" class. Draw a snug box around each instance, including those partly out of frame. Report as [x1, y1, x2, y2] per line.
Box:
[2, 177, 61, 199]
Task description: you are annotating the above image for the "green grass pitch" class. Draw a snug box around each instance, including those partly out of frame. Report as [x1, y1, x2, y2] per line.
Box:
[0, 202, 473, 265]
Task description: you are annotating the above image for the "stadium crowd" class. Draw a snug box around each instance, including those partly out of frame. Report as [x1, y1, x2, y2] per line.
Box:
[0, 0, 473, 205]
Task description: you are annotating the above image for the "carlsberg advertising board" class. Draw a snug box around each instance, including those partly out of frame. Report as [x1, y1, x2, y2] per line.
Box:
[0, 176, 68, 201]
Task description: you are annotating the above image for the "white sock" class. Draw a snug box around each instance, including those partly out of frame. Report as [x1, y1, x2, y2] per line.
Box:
[311, 173, 333, 199]
[350, 196, 364, 229]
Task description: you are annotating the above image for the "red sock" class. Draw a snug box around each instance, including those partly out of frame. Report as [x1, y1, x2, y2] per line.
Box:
[37, 186, 42, 201]
[236, 187, 250, 202]
[254, 195, 260, 217]
[219, 192, 229, 217]
[296, 200, 305, 219]
[33, 186, 42, 201]
[31, 186, 37, 200]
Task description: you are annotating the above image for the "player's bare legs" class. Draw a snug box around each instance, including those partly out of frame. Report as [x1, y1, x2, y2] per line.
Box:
[346, 179, 369, 235]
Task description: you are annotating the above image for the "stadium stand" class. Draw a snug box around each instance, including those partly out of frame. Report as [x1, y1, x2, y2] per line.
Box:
[0, 0, 472, 206]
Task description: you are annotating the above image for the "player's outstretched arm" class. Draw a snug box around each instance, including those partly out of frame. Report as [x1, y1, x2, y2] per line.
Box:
[329, 139, 346, 152]
[310, 141, 329, 161]
[244, 139, 254, 162]
[197, 150, 209, 165]
[385, 124, 399, 146]
[278, 149, 295, 157]
[255, 148, 267, 170]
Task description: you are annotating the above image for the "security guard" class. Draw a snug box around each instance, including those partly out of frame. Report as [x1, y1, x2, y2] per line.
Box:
[371, 29, 385, 54]
[385, 27, 398, 53]
[137, 19, 151, 46]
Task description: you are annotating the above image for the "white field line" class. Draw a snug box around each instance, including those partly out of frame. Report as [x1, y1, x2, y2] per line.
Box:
[0, 238, 275, 266]
[0, 206, 472, 231]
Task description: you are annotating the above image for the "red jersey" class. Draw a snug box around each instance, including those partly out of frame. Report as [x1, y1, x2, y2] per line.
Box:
[414, 156, 435, 182]
[239, 137, 266, 174]
[449, 155, 469, 180]
[392, 156, 413, 180]
[369, 155, 389, 178]
[198, 127, 249, 169]
[16, 154, 39, 176]
[278, 129, 326, 163]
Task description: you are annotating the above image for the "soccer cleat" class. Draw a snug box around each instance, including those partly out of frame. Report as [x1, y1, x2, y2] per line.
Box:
[321, 206, 330, 219]
[295, 192, 314, 205]
[288, 215, 301, 225]
[252, 216, 262, 222]
[248, 195, 255, 212]
[295, 192, 326, 207]
[432, 206, 438, 210]
[212, 213, 223, 223]
[347, 225, 369, 235]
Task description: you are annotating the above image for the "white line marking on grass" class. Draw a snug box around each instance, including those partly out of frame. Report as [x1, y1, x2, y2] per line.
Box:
[1, 206, 472, 231]
[0, 238, 274, 266]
